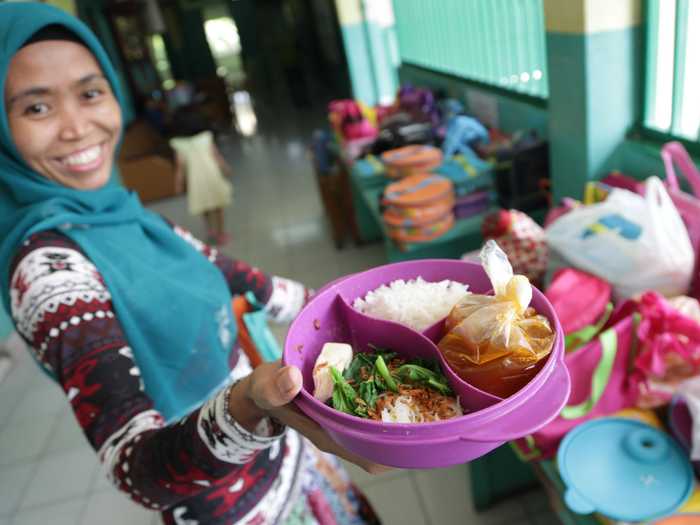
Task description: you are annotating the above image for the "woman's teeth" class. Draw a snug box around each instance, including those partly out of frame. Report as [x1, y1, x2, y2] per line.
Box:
[62, 145, 101, 167]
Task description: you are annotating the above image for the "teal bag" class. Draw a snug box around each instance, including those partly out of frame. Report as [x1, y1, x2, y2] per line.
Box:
[243, 292, 282, 362]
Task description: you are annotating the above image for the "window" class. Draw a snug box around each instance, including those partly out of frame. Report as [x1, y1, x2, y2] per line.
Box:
[148, 34, 175, 90]
[204, 16, 246, 88]
[644, 0, 700, 143]
[392, 0, 548, 99]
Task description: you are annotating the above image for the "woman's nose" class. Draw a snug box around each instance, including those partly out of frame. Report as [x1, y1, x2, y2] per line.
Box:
[58, 104, 93, 141]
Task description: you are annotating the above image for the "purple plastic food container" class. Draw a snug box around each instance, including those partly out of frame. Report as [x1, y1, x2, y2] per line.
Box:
[283, 259, 570, 468]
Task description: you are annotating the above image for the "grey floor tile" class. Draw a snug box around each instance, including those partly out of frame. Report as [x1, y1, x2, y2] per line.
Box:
[268, 322, 290, 348]
[0, 462, 37, 517]
[89, 463, 115, 493]
[517, 488, 552, 515]
[80, 490, 156, 525]
[245, 252, 294, 280]
[340, 459, 409, 489]
[505, 519, 533, 525]
[475, 498, 530, 525]
[0, 357, 37, 398]
[9, 381, 70, 425]
[412, 465, 476, 524]
[45, 411, 90, 454]
[291, 266, 343, 292]
[360, 475, 428, 525]
[0, 413, 57, 467]
[0, 385, 24, 430]
[20, 447, 99, 509]
[11, 498, 85, 525]
[529, 510, 562, 525]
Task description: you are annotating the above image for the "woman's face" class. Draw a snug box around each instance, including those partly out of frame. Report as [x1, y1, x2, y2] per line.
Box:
[4, 39, 122, 190]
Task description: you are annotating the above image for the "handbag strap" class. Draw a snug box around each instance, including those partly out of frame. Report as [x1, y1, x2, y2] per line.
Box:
[560, 328, 618, 420]
[565, 303, 614, 352]
[661, 141, 700, 196]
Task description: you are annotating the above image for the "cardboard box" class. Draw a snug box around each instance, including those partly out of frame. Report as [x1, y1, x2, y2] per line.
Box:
[119, 155, 177, 203]
[117, 119, 180, 203]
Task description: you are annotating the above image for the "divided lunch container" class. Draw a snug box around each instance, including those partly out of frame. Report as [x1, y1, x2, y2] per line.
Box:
[282, 259, 570, 468]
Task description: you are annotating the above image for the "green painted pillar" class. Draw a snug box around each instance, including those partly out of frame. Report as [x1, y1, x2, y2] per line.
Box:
[362, 0, 399, 105]
[545, 0, 642, 202]
[160, 4, 188, 82]
[177, 5, 218, 81]
[335, 0, 398, 106]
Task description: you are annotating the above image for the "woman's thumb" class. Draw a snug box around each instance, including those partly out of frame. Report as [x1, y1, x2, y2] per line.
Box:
[274, 366, 303, 404]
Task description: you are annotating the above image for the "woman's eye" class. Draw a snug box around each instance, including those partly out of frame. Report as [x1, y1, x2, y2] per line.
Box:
[83, 88, 104, 100]
[23, 103, 49, 116]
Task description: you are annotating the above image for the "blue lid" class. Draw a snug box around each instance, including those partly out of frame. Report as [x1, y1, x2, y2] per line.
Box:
[557, 418, 693, 522]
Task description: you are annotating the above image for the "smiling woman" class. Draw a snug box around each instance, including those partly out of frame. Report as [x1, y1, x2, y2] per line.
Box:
[5, 29, 121, 190]
[0, 4, 383, 525]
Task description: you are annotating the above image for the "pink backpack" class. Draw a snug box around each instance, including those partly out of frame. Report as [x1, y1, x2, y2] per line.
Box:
[513, 311, 639, 460]
[545, 268, 612, 340]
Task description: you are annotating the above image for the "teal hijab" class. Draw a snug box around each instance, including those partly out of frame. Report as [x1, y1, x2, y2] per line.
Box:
[0, 3, 236, 422]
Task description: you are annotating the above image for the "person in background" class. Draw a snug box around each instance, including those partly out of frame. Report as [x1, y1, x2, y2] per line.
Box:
[0, 4, 384, 524]
[169, 108, 234, 246]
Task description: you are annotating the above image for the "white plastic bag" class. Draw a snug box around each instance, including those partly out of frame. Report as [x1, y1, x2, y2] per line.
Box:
[545, 177, 694, 299]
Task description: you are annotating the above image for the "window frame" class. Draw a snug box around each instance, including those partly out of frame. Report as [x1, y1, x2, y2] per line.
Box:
[636, 0, 700, 155]
[392, 0, 549, 106]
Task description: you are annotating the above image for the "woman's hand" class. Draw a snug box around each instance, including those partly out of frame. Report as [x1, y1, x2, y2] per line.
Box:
[228, 360, 391, 475]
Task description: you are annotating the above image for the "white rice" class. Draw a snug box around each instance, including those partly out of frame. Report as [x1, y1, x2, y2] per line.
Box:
[352, 277, 469, 332]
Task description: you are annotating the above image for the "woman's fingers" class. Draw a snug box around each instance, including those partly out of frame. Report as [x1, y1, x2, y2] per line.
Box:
[268, 404, 393, 475]
[274, 366, 303, 404]
[248, 362, 302, 411]
[246, 362, 392, 474]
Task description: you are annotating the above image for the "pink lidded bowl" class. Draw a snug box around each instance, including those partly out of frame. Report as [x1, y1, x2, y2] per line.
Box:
[283, 259, 570, 468]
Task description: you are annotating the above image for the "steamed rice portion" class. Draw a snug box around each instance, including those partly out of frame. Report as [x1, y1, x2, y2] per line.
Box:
[352, 277, 469, 332]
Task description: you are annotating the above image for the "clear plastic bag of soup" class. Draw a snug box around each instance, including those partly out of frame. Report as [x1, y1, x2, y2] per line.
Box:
[438, 241, 555, 398]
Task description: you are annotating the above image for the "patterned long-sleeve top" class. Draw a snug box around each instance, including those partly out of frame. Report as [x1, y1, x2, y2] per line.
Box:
[7, 226, 312, 524]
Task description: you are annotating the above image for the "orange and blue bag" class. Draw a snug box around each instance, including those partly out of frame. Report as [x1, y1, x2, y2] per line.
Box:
[382, 173, 455, 243]
[381, 145, 443, 179]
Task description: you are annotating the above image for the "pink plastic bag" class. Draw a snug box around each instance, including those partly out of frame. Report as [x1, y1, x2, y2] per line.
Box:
[631, 291, 700, 408]
[545, 268, 612, 337]
[661, 142, 700, 300]
[513, 312, 638, 460]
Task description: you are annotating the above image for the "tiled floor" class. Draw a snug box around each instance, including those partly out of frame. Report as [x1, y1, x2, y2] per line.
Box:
[0, 101, 560, 524]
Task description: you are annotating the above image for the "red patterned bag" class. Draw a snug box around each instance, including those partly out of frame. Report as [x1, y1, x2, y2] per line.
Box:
[481, 209, 548, 283]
